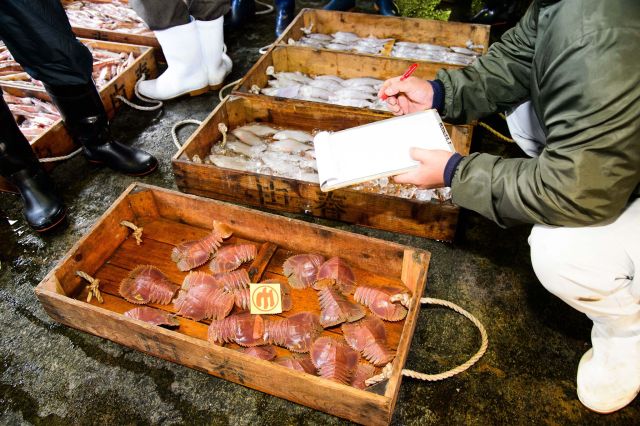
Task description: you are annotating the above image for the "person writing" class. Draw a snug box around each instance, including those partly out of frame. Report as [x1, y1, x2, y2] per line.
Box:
[379, 0, 639, 414]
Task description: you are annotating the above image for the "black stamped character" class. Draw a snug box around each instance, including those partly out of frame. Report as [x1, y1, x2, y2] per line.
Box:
[256, 179, 290, 207]
[108, 82, 126, 111]
[313, 191, 346, 218]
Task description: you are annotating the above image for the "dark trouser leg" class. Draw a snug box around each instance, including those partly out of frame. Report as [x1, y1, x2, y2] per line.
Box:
[274, 0, 295, 37]
[189, 0, 231, 21]
[44, 83, 158, 176]
[129, 0, 190, 30]
[228, 0, 255, 28]
[0, 91, 66, 232]
[0, 0, 92, 86]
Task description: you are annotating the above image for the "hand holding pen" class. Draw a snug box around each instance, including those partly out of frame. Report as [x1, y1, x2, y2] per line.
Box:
[378, 64, 435, 116]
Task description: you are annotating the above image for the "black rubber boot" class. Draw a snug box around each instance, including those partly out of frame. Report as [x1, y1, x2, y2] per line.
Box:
[323, 0, 355, 11]
[275, 0, 295, 37]
[44, 82, 158, 176]
[374, 0, 397, 16]
[227, 0, 256, 29]
[471, 1, 516, 25]
[0, 98, 66, 232]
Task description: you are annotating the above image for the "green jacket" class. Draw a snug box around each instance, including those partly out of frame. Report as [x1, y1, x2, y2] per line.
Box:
[437, 0, 640, 227]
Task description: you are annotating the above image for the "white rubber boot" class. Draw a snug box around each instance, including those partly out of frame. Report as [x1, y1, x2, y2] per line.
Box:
[195, 16, 232, 90]
[577, 318, 640, 413]
[138, 20, 209, 100]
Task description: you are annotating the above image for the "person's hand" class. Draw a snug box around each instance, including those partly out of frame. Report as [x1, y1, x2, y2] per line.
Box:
[378, 77, 434, 116]
[394, 148, 454, 188]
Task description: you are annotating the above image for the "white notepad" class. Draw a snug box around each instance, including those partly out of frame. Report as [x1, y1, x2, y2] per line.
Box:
[313, 109, 455, 192]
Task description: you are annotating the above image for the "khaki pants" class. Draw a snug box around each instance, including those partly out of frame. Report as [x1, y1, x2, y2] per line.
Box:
[130, 0, 230, 30]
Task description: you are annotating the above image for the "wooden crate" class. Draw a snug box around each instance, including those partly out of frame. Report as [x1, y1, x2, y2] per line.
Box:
[0, 39, 157, 193]
[277, 9, 490, 59]
[62, 0, 159, 48]
[34, 183, 430, 425]
[234, 45, 452, 108]
[172, 95, 472, 241]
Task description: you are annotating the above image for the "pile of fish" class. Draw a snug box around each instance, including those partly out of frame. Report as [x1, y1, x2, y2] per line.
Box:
[3, 93, 61, 141]
[113, 220, 412, 389]
[205, 122, 320, 184]
[255, 66, 390, 111]
[289, 31, 391, 55]
[62, 0, 152, 36]
[0, 42, 137, 91]
[391, 42, 479, 66]
[288, 31, 481, 66]
[199, 121, 452, 201]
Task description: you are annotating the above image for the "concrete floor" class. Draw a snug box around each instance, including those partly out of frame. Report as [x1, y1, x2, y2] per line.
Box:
[1, 2, 639, 425]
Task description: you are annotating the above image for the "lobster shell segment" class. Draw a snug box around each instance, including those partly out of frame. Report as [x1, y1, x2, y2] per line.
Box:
[353, 285, 409, 322]
[209, 244, 257, 274]
[124, 306, 180, 328]
[275, 356, 316, 374]
[119, 265, 178, 305]
[264, 312, 322, 353]
[310, 337, 359, 385]
[214, 268, 251, 292]
[208, 312, 266, 347]
[171, 220, 232, 271]
[342, 316, 396, 366]
[282, 253, 325, 289]
[173, 272, 233, 321]
[313, 257, 357, 294]
[317, 285, 365, 328]
[351, 363, 378, 389]
[241, 345, 277, 361]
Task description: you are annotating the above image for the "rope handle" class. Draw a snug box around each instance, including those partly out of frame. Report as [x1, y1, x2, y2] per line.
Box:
[120, 220, 143, 245]
[76, 271, 103, 304]
[115, 74, 163, 111]
[171, 119, 203, 150]
[365, 296, 488, 386]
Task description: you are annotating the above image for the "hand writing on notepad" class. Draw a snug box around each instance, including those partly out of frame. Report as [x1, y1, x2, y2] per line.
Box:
[378, 77, 434, 116]
[393, 148, 454, 188]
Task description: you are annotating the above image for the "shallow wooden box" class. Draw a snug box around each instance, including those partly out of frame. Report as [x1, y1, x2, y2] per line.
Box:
[173, 95, 472, 241]
[0, 39, 157, 192]
[62, 0, 159, 49]
[277, 9, 490, 62]
[34, 183, 430, 425]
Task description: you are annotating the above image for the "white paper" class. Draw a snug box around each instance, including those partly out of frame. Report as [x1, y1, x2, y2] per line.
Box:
[313, 109, 455, 191]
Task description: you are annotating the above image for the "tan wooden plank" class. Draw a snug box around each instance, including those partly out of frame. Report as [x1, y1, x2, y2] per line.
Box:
[278, 9, 490, 54]
[34, 289, 392, 425]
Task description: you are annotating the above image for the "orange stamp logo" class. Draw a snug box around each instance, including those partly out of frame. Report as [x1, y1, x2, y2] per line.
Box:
[249, 283, 282, 314]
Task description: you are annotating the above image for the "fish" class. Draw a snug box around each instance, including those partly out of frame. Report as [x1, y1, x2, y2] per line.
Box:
[272, 129, 314, 143]
[268, 138, 311, 154]
[235, 122, 279, 137]
[231, 128, 265, 146]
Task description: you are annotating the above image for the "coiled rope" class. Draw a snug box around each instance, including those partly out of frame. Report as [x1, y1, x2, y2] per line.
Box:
[365, 296, 488, 386]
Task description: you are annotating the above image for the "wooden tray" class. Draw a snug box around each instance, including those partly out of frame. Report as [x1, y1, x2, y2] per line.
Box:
[34, 183, 430, 425]
[277, 9, 490, 61]
[173, 95, 472, 241]
[234, 45, 452, 110]
[62, 0, 159, 49]
[0, 39, 157, 193]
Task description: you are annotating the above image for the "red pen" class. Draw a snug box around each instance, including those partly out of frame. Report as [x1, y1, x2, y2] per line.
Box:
[380, 63, 419, 101]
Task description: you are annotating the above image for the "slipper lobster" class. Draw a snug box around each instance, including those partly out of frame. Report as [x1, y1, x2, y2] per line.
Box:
[171, 220, 232, 271]
[342, 316, 396, 366]
[119, 265, 178, 305]
[264, 312, 322, 353]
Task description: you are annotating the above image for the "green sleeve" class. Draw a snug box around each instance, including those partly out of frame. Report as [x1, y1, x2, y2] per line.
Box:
[436, 2, 538, 123]
[451, 28, 640, 227]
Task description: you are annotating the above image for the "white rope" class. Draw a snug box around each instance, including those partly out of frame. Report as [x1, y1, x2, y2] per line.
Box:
[365, 297, 488, 386]
[115, 74, 163, 111]
[255, 0, 274, 15]
[218, 78, 242, 102]
[38, 147, 83, 163]
[171, 119, 202, 150]
[258, 43, 273, 55]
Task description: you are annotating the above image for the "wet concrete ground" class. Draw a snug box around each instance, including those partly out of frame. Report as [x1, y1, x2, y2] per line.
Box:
[1, 2, 639, 425]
